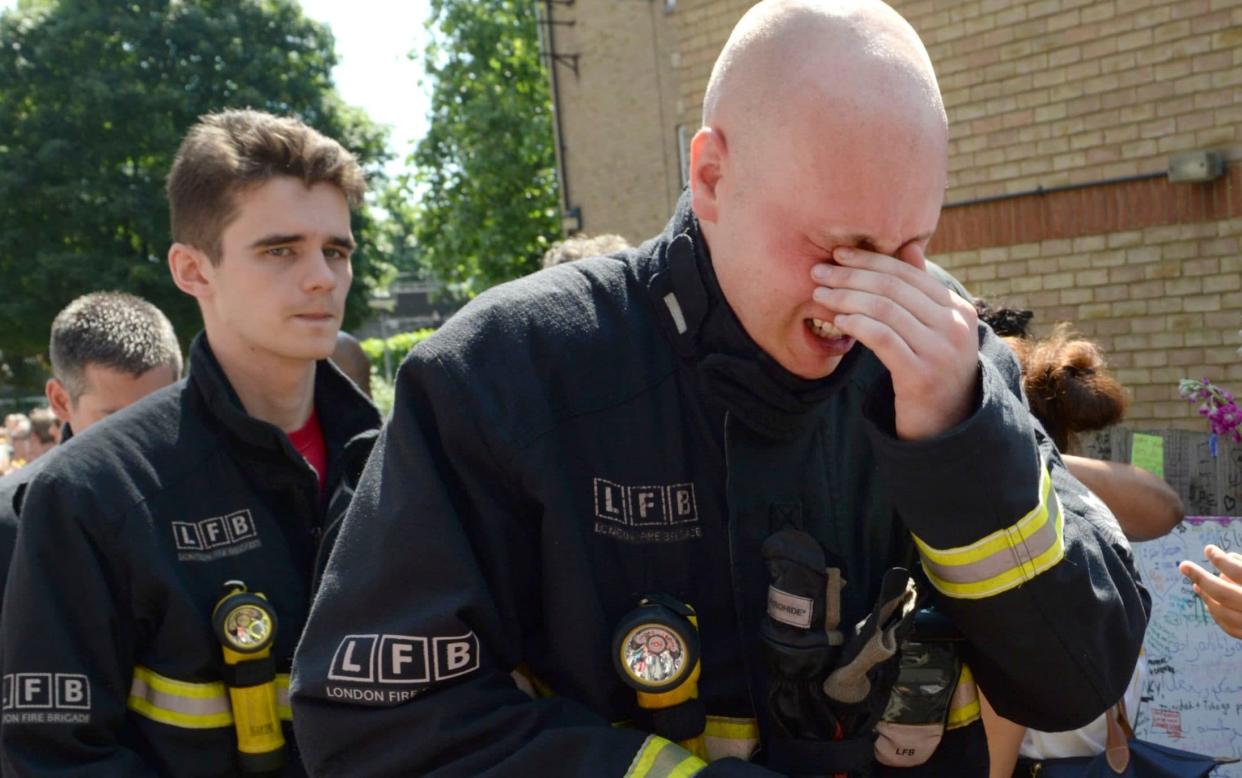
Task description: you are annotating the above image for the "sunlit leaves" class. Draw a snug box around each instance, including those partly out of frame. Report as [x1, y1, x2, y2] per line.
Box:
[0, 0, 390, 392]
[400, 0, 560, 296]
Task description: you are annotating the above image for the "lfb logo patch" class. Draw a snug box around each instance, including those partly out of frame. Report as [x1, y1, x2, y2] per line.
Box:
[324, 632, 480, 706]
[593, 478, 701, 543]
[171, 510, 262, 562]
[2, 673, 92, 725]
[3, 674, 90, 711]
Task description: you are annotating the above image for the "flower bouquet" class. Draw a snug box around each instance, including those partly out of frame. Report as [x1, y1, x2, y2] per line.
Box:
[1178, 377, 1242, 456]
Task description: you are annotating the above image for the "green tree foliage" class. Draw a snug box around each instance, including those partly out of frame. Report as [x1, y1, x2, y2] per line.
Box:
[407, 0, 561, 295]
[359, 329, 436, 374]
[359, 327, 436, 418]
[0, 0, 391, 392]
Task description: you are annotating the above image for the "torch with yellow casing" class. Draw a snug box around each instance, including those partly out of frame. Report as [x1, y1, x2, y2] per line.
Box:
[612, 595, 707, 760]
[212, 581, 285, 774]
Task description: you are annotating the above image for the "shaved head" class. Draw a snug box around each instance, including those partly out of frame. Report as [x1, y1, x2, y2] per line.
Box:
[688, 0, 949, 379]
[703, 0, 946, 177]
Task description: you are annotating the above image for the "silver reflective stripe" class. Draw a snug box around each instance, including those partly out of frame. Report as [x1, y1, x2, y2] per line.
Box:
[128, 667, 293, 728]
[925, 497, 1061, 585]
[703, 716, 759, 761]
[663, 293, 688, 334]
[704, 733, 758, 761]
[130, 675, 230, 717]
[647, 739, 698, 778]
[915, 464, 1066, 600]
[128, 667, 233, 729]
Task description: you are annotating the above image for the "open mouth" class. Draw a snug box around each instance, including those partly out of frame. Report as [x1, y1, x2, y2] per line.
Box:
[806, 317, 845, 340]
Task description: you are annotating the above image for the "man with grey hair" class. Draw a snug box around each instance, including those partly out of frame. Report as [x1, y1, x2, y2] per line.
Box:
[0, 292, 181, 604]
[292, 2, 1146, 774]
[44, 291, 183, 435]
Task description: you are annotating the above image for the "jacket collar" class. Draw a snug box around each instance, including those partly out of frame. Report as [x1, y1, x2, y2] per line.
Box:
[645, 191, 864, 437]
[186, 332, 380, 462]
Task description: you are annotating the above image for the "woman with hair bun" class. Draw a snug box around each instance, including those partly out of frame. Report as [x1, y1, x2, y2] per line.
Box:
[978, 305, 1184, 541]
[975, 304, 1183, 776]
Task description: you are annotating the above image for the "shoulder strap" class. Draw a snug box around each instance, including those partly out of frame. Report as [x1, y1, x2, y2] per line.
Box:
[1104, 703, 1132, 774]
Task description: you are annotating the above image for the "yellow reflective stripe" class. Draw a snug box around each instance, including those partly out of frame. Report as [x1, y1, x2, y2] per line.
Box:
[703, 715, 759, 761]
[703, 715, 758, 741]
[128, 666, 293, 729]
[624, 734, 707, 778]
[946, 664, 980, 730]
[128, 666, 232, 729]
[915, 465, 1053, 565]
[669, 754, 706, 778]
[625, 735, 669, 778]
[613, 717, 757, 763]
[914, 465, 1066, 599]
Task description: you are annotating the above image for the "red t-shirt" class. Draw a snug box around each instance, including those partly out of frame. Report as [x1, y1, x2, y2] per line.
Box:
[288, 407, 327, 491]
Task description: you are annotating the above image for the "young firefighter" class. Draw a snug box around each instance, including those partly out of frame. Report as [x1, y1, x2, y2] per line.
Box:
[0, 291, 183, 605]
[0, 110, 381, 775]
[290, 1, 1149, 775]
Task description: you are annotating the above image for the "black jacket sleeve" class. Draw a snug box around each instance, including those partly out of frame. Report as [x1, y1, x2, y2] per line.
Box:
[0, 471, 154, 776]
[0, 474, 24, 609]
[291, 354, 755, 777]
[863, 326, 1149, 732]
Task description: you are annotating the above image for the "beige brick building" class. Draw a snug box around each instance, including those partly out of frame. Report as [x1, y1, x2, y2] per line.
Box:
[541, 0, 1242, 428]
[537, 0, 685, 242]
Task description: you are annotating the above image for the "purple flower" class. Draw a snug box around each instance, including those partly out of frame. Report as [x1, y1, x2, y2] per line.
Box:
[1180, 377, 1242, 452]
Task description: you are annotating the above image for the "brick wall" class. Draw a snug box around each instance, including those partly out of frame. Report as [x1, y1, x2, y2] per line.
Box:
[667, 1, 1242, 201]
[545, 0, 683, 242]
[938, 216, 1242, 426]
[671, 0, 753, 129]
[898, 0, 1242, 202]
[895, 0, 1242, 428]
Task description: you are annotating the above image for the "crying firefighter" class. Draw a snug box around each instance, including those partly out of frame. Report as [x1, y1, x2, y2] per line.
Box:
[290, 1, 1149, 775]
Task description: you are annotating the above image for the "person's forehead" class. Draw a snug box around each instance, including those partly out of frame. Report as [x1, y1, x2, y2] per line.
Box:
[770, 161, 943, 247]
[769, 115, 945, 230]
[224, 178, 352, 238]
[80, 362, 174, 393]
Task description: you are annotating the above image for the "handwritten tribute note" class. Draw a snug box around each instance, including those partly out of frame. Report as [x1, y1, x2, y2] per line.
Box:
[1132, 517, 1242, 774]
[1078, 428, 1242, 771]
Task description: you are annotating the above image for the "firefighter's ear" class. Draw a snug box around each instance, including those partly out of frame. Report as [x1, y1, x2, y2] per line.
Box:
[168, 242, 215, 301]
[45, 378, 73, 424]
[689, 127, 727, 225]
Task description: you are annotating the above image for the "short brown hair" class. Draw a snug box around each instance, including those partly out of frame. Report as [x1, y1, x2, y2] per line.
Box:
[167, 109, 366, 261]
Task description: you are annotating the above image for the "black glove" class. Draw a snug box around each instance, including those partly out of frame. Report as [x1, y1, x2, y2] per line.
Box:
[760, 528, 843, 743]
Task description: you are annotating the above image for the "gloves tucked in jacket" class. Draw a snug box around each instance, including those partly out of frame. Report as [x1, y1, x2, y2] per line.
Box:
[760, 529, 920, 776]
